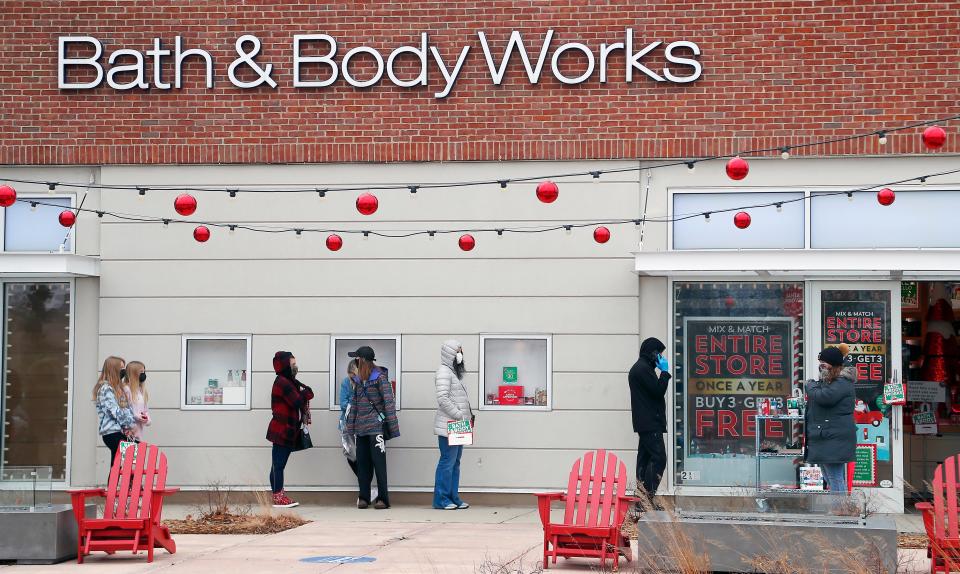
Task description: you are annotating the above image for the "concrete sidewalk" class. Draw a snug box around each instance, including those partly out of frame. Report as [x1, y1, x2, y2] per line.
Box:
[0, 505, 934, 573]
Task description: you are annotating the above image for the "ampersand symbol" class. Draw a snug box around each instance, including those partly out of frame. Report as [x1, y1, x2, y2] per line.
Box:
[228, 35, 277, 88]
[376, 434, 386, 453]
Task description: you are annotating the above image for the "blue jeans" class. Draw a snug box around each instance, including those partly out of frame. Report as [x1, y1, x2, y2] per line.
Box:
[821, 463, 847, 493]
[433, 436, 463, 508]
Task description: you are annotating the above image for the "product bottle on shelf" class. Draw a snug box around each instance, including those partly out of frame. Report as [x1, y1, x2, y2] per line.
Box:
[227, 369, 235, 387]
[241, 369, 247, 387]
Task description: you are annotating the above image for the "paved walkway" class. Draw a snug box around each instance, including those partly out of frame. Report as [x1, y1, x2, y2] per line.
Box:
[0, 505, 933, 573]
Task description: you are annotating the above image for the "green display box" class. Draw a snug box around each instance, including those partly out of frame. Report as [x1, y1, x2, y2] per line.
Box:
[503, 367, 518, 383]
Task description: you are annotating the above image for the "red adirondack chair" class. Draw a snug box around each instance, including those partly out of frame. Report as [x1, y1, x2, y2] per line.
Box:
[70, 442, 179, 563]
[534, 449, 638, 571]
[917, 454, 960, 574]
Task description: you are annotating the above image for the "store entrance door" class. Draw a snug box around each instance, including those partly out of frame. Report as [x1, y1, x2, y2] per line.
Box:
[808, 281, 904, 513]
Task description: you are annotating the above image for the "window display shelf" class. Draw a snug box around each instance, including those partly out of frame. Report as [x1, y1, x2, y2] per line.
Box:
[180, 335, 252, 410]
[758, 452, 803, 458]
[479, 334, 552, 411]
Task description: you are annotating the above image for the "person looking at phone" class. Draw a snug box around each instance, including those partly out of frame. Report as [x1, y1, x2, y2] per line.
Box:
[628, 337, 672, 509]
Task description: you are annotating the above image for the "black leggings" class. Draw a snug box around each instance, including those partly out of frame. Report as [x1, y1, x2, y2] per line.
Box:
[636, 432, 667, 500]
[101, 432, 126, 482]
[356, 435, 389, 505]
[270, 444, 294, 494]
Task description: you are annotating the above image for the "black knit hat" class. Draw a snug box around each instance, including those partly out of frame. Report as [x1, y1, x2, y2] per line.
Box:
[818, 346, 844, 367]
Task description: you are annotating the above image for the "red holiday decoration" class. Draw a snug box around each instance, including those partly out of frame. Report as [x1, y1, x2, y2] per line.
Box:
[928, 299, 956, 323]
[193, 225, 210, 242]
[536, 181, 559, 203]
[734, 211, 752, 229]
[58, 210, 76, 227]
[923, 125, 946, 150]
[876, 188, 895, 206]
[0, 185, 16, 207]
[174, 194, 198, 216]
[593, 226, 611, 244]
[724, 296, 736, 308]
[326, 234, 343, 251]
[458, 234, 476, 251]
[726, 157, 749, 180]
[356, 193, 379, 215]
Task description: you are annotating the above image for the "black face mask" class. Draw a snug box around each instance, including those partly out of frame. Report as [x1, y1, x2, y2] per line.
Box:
[139, 372, 147, 383]
[119, 368, 127, 380]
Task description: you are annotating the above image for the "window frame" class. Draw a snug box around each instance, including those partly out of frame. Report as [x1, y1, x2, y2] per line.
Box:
[327, 334, 402, 411]
[1, 193, 77, 254]
[477, 333, 553, 412]
[179, 334, 253, 411]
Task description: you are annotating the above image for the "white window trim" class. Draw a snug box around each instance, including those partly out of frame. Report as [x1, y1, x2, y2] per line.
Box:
[2, 193, 77, 254]
[328, 335, 402, 411]
[478, 333, 553, 412]
[667, 185, 957, 252]
[179, 334, 253, 411]
[0, 278, 74, 489]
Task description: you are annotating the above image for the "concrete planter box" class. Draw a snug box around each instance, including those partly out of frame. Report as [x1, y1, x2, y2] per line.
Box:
[0, 504, 95, 564]
[634, 510, 897, 573]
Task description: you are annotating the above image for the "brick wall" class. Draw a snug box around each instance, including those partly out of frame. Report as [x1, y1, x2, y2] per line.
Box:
[1, 0, 957, 164]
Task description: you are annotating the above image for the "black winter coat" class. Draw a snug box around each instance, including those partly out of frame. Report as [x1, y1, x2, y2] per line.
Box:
[628, 353, 672, 433]
[804, 365, 857, 464]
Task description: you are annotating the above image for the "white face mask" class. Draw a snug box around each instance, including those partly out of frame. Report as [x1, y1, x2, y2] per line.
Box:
[455, 352, 464, 364]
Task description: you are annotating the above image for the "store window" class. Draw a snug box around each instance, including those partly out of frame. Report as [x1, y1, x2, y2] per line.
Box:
[811, 190, 960, 249]
[674, 282, 804, 488]
[4, 197, 74, 252]
[329, 336, 401, 410]
[180, 335, 252, 410]
[1, 283, 71, 481]
[479, 335, 551, 411]
[672, 192, 805, 250]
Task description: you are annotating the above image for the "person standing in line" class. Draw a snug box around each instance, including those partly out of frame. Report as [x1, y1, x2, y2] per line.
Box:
[345, 346, 400, 509]
[94, 356, 136, 477]
[122, 361, 151, 441]
[266, 351, 313, 509]
[433, 340, 473, 510]
[804, 346, 857, 493]
[628, 337, 671, 509]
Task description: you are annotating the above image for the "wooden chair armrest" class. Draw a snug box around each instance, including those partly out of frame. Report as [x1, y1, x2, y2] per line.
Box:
[70, 488, 106, 497]
[916, 502, 933, 512]
[154, 488, 180, 495]
[534, 492, 566, 527]
[915, 502, 937, 541]
[70, 489, 106, 525]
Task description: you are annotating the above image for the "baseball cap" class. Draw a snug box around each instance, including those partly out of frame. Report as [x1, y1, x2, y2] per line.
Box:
[348, 346, 376, 361]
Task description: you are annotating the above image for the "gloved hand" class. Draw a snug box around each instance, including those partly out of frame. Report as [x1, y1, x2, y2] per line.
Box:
[656, 354, 669, 372]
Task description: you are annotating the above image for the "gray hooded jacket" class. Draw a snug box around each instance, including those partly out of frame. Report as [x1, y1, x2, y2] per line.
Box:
[434, 340, 473, 436]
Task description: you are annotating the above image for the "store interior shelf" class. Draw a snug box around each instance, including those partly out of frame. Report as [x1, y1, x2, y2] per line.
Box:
[758, 452, 803, 458]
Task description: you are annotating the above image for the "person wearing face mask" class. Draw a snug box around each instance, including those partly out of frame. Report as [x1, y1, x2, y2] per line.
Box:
[804, 346, 857, 494]
[266, 351, 313, 508]
[628, 337, 671, 508]
[94, 356, 136, 478]
[122, 361, 151, 441]
[433, 340, 474, 510]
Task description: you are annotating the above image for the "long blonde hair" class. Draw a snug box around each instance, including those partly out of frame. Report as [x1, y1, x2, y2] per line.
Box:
[94, 356, 128, 407]
[125, 360, 148, 403]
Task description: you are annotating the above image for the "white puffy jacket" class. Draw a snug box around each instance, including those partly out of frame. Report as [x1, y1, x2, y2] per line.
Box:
[434, 339, 472, 436]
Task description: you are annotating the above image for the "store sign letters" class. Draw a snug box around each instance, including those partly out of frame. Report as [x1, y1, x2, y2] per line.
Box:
[685, 318, 794, 454]
[57, 31, 702, 98]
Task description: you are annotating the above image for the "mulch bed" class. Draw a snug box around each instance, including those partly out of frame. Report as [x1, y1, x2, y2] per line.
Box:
[164, 511, 309, 535]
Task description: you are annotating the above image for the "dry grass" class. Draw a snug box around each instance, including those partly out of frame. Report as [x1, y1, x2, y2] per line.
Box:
[164, 482, 309, 535]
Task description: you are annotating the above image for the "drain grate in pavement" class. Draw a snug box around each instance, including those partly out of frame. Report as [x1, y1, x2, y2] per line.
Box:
[301, 556, 377, 564]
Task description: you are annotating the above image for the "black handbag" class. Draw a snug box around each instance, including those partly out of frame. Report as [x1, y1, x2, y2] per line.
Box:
[294, 424, 313, 451]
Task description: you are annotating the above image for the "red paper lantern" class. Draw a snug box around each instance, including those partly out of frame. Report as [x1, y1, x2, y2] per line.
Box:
[923, 126, 946, 150]
[536, 180, 559, 203]
[734, 211, 752, 229]
[593, 226, 611, 244]
[326, 234, 343, 251]
[58, 210, 76, 227]
[877, 188, 896, 206]
[174, 194, 197, 216]
[726, 157, 749, 181]
[356, 193, 378, 215]
[458, 234, 476, 251]
[193, 225, 210, 242]
[0, 185, 16, 208]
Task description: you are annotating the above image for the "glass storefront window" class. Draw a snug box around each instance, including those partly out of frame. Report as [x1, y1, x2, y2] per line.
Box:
[180, 335, 252, 410]
[672, 192, 805, 250]
[4, 197, 74, 252]
[1, 283, 71, 481]
[674, 282, 804, 488]
[479, 335, 551, 410]
[329, 336, 401, 410]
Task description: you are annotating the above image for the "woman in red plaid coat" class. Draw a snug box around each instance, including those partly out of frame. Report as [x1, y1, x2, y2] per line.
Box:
[266, 351, 313, 508]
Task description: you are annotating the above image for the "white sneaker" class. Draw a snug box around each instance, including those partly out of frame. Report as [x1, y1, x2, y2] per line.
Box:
[457, 501, 470, 509]
[371, 486, 379, 500]
[443, 503, 458, 510]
